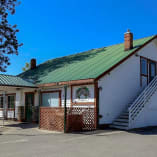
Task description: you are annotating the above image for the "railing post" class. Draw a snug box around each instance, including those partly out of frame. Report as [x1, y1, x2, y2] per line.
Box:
[128, 108, 131, 129]
[144, 90, 146, 104]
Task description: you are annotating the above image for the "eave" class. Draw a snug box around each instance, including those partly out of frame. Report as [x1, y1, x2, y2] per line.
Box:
[38, 78, 95, 87]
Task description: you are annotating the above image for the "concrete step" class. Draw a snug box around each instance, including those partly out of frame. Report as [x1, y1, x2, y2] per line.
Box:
[110, 124, 128, 130]
[112, 121, 128, 126]
[115, 118, 129, 123]
[118, 115, 129, 119]
[110, 109, 129, 130]
[121, 112, 129, 116]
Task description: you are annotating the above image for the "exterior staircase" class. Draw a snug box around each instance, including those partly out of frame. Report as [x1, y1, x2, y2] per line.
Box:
[110, 110, 129, 130]
[110, 75, 157, 130]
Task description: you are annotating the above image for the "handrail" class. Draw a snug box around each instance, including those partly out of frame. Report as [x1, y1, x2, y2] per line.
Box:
[129, 75, 157, 121]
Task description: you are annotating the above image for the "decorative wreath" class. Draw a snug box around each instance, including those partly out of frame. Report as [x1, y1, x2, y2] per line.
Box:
[76, 87, 90, 99]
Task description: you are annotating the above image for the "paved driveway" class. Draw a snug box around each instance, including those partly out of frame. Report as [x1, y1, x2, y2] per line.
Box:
[0, 121, 157, 157]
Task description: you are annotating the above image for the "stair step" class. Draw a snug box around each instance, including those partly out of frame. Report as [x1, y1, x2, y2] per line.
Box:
[121, 113, 129, 116]
[110, 76, 157, 131]
[110, 124, 128, 130]
[112, 121, 128, 126]
[121, 111, 128, 113]
[115, 118, 128, 123]
[118, 115, 129, 119]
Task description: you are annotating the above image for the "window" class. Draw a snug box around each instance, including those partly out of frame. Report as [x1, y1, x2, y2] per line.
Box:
[140, 57, 157, 86]
[42, 92, 60, 107]
[141, 58, 147, 75]
[8, 95, 15, 109]
[0, 96, 3, 108]
[149, 61, 156, 82]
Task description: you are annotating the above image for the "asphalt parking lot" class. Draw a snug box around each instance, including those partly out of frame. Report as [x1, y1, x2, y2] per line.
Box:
[0, 121, 157, 157]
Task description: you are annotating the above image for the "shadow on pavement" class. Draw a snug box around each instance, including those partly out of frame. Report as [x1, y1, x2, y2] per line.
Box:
[69, 128, 122, 136]
[4, 122, 38, 129]
[69, 126, 157, 136]
[129, 126, 157, 135]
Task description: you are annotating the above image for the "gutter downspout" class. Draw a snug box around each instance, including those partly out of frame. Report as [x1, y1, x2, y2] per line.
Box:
[64, 85, 67, 133]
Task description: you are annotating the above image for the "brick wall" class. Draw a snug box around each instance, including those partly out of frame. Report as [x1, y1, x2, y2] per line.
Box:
[39, 107, 64, 132]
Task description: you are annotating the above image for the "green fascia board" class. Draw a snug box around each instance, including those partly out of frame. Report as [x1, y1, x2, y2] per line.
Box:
[19, 35, 156, 85]
[0, 74, 36, 88]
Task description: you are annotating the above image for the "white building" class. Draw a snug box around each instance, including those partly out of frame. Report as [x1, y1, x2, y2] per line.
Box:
[1, 30, 157, 131]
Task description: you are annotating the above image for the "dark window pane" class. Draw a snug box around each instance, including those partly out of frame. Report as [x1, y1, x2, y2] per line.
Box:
[0, 96, 3, 108]
[149, 62, 156, 82]
[151, 64, 156, 77]
[8, 95, 15, 109]
[141, 58, 147, 75]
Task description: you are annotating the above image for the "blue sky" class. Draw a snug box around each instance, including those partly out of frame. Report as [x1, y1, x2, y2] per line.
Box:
[2, 0, 157, 75]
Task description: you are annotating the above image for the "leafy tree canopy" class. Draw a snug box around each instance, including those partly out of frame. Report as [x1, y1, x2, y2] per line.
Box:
[0, 0, 22, 72]
[22, 62, 30, 72]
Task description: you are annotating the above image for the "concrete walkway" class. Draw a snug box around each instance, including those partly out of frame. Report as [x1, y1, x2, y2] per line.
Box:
[0, 120, 59, 135]
[1, 121, 157, 157]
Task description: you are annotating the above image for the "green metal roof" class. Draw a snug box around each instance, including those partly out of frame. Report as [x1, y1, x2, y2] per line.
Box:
[19, 35, 156, 85]
[0, 74, 36, 88]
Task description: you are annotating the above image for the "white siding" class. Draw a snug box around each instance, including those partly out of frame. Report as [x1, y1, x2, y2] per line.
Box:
[98, 55, 141, 124]
[98, 39, 157, 125]
[0, 110, 3, 118]
[140, 40, 157, 60]
[61, 87, 71, 107]
[128, 39, 157, 128]
[129, 89, 157, 129]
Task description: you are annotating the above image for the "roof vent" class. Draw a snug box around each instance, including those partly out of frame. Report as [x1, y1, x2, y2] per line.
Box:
[124, 29, 133, 51]
[30, 58, 36, 70]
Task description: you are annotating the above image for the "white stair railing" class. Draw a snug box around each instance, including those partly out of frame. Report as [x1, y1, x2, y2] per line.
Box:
[129, 75, 157, 121]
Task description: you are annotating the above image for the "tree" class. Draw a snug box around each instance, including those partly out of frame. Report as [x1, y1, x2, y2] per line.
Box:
[0, 0, 22, 72]
[22, 62, 30, 72]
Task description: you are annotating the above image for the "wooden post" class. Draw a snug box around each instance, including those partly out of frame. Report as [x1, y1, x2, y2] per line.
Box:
[64, 86, 67, 133]
[38, 90, 41, 128]
[94, 82, 99, 129]
[2, 91, 6, 123]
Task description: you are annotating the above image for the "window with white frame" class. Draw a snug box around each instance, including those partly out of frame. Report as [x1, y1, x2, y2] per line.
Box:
[42, 92, 60, 107]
